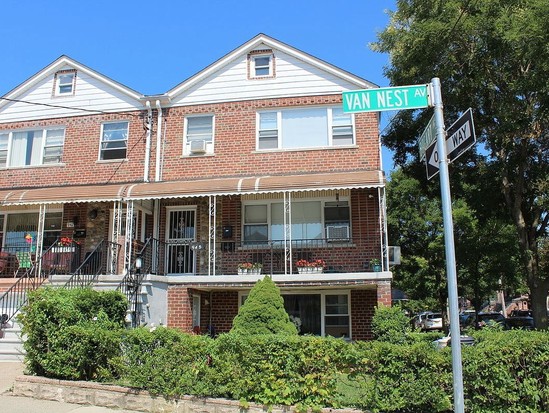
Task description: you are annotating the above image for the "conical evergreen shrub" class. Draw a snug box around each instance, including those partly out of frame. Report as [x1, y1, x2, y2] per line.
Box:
[230, 276, 297, 335]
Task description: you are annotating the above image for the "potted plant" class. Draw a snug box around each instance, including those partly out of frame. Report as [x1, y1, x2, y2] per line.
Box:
[238, 262, 253, 275]
[370, 258, 382, 272]
[251, 262, 263, 275]
[296, 259, 310, 274]
[310, 259, 325, 274]
[295, 259, 325, 274]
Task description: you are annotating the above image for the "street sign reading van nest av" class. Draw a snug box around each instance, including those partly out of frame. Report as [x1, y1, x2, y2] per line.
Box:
[343, 84, 430, 113]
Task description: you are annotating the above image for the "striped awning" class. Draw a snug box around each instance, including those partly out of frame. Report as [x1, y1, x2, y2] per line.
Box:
[0, 170, 384, 205]
[0, 184, 128, 206]
[125, 170, 384, 200]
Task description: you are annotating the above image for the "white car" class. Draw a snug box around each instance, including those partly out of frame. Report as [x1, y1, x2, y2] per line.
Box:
[422, 313, 443, 331]
[411, 311, 432, 329]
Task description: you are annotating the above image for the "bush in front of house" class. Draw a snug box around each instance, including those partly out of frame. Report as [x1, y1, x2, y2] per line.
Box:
[371, 304, 413, 344]
[230, 275, 297, 335]
[18, 287, 127, 380]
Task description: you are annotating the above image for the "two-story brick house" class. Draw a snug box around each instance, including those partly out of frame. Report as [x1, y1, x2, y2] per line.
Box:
[0, 34, 391, 340]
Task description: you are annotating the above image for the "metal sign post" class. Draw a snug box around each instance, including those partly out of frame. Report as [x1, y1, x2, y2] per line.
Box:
[431, 77, 465, 413]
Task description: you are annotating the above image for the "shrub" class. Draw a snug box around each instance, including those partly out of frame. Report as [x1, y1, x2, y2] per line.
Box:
[230, 276, 297, 335]
[19, 287, 127, 378]
[371, 304, 412, 344]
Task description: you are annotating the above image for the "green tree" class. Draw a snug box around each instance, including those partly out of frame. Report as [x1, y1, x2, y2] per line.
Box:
[230, 276, 297, 335]
[374, 0, 549, 327]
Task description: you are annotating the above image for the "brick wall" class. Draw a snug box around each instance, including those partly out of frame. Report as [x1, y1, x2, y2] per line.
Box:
[159, 95, 379, 181]
[351, 289, 377, 341]
[166, 286, 194, 332]
[0, 111, 146, 188]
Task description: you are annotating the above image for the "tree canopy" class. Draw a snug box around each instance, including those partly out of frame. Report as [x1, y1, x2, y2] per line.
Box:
[375, 0, 549, 327]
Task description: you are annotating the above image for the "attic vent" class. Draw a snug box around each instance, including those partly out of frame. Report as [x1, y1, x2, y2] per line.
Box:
[189, 140, 207, 154]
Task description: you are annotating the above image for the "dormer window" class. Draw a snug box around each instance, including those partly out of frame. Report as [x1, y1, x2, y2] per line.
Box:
[54, 70, 76, 96]
[249, 50, 275, 79]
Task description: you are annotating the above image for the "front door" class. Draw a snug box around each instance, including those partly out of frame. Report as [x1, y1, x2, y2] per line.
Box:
[166, 208, 196, 274]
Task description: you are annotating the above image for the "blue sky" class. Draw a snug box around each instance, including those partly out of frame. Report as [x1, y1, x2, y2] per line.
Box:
[1, 0, 398, 171]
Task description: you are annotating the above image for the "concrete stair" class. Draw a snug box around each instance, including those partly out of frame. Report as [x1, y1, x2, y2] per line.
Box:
[0, 316, 25, 362]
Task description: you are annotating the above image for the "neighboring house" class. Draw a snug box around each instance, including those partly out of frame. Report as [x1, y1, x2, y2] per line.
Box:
[0, 34, 391, 340]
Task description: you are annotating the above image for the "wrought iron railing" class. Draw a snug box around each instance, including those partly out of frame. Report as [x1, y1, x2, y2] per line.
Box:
[0, 241, 60, 330]
[65, 240, 121, 289]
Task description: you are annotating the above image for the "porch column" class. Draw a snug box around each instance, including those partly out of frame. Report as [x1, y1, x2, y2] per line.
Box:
[283, 192, 292, 275]
[208, 195, 216, 276]
[378, 187, 389, 271]
[36, 204, 46, 276]
[110, 200, 123, 274]
[124, 200, 135, 275]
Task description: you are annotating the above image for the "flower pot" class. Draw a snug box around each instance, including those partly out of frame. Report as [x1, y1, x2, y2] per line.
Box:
[52, 246, 76, 253]
[372, 264, 382, 272]
[238, 268, 250, 275]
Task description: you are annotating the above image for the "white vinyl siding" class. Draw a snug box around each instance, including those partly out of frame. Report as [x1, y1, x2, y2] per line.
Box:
[257, 107, 354, 150]
[100, 122, 128, 160]
[0, 128, 65, 168]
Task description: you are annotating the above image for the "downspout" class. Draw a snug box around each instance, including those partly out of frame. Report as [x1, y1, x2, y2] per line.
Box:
[144, 101, 152, 182]
[155, 100, 163, 182]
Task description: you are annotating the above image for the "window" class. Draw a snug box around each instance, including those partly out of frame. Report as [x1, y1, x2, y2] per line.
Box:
[249, 52, 274, 78]
[184, 115, 214, 155]
[0, 128, 65, 168]
[2, 211, 62, 249]
[54, 71, 76, 95]
[100, 122, 128, 160]
[257, 107, 354, 150]
[239, 291, 350, 338]
[242, 198, 350, 244]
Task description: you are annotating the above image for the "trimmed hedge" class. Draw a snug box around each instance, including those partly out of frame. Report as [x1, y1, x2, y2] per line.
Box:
[18, 290, 549, 412]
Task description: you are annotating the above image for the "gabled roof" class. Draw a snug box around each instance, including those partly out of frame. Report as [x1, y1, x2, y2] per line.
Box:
[0, 55, 142, 109]
[166, 33, 377, 99]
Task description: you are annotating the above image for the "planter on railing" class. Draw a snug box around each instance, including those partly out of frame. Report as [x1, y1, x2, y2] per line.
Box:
[51, 246, 76, 253]
[297, 266, 324, 274]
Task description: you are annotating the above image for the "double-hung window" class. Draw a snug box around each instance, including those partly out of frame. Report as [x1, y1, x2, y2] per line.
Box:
[100, 121, 128, 160]
[243, 198, 350, 244]
[0, 128, 65, 168]
[54, 70, 76, 96]
[257, 107, 354, 150]
[249, 52, 274, 78]
[184, 115, 214, 155]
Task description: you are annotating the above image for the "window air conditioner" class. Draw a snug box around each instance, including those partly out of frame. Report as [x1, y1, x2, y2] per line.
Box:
[326, 225, 350, 241]
[190, 139, 207, 154]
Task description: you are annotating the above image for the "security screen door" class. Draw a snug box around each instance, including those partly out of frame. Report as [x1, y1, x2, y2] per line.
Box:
[166, 208, 196, 274]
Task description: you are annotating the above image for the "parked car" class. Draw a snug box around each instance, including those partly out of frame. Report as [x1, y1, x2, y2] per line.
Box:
[459, 311, 476, 328]
[505, 310, 534, 330]
[476, 312, 506, 329]
[422, 313, 443, 331]
[411, 311, 432, 330]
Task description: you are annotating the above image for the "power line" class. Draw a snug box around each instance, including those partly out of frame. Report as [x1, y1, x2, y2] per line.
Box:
[0, 97, 143, 118]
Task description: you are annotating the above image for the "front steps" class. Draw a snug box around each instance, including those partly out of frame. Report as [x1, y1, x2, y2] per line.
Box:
[0, 316, 25, 362]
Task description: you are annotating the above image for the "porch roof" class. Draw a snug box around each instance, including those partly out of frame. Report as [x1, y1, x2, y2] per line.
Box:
[125, 170, 384, 200]
[0, 183, 129, 206]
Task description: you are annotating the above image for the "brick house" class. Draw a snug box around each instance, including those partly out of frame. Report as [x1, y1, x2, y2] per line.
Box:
[0, 34, 391, 340]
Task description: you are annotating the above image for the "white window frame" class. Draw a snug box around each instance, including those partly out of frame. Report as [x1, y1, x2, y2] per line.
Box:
[238, 290, 351, 339]
[99, 121, 128, 161]
[54, 70, 76, 96]
[256, 106, 355, 150]
[250, 53, 274, 78]
[192, 294, 201, 329]
[183, 115, 215, 156]
[0, 208, 63, 249]
[241, 196, 351, 244]
[0, 127, 65, 168]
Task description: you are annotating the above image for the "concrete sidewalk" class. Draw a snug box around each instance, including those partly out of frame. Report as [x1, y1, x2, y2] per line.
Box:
[0, 361, 141, 413]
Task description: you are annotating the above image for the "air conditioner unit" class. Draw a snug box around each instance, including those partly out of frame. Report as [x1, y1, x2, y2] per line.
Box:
[189, 139, 207, 154]
[326, 225, 350, 241]
[388, 246, 401, 265]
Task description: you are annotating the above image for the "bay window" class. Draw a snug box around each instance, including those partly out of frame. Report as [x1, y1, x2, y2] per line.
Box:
[257, 107, 354, 150]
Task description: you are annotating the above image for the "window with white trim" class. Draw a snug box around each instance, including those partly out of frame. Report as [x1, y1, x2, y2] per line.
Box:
[249, 52, 274, 78]
[54, 71, 76, 96]
[242, 198, 350, 244]
[0, 128, 65, 168]
[257, 107, 354, 150]
[239, 291, 350, 338]
[184, 115, 214, 155]
[100, 121, 128, 160]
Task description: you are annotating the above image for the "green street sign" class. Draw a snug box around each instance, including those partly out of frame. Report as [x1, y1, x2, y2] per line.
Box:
[343, 84, 431, 113]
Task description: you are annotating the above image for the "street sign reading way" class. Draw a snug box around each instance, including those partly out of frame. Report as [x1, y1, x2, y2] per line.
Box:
[425, 108, 476, 180]
[343, 84, 430, 113]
